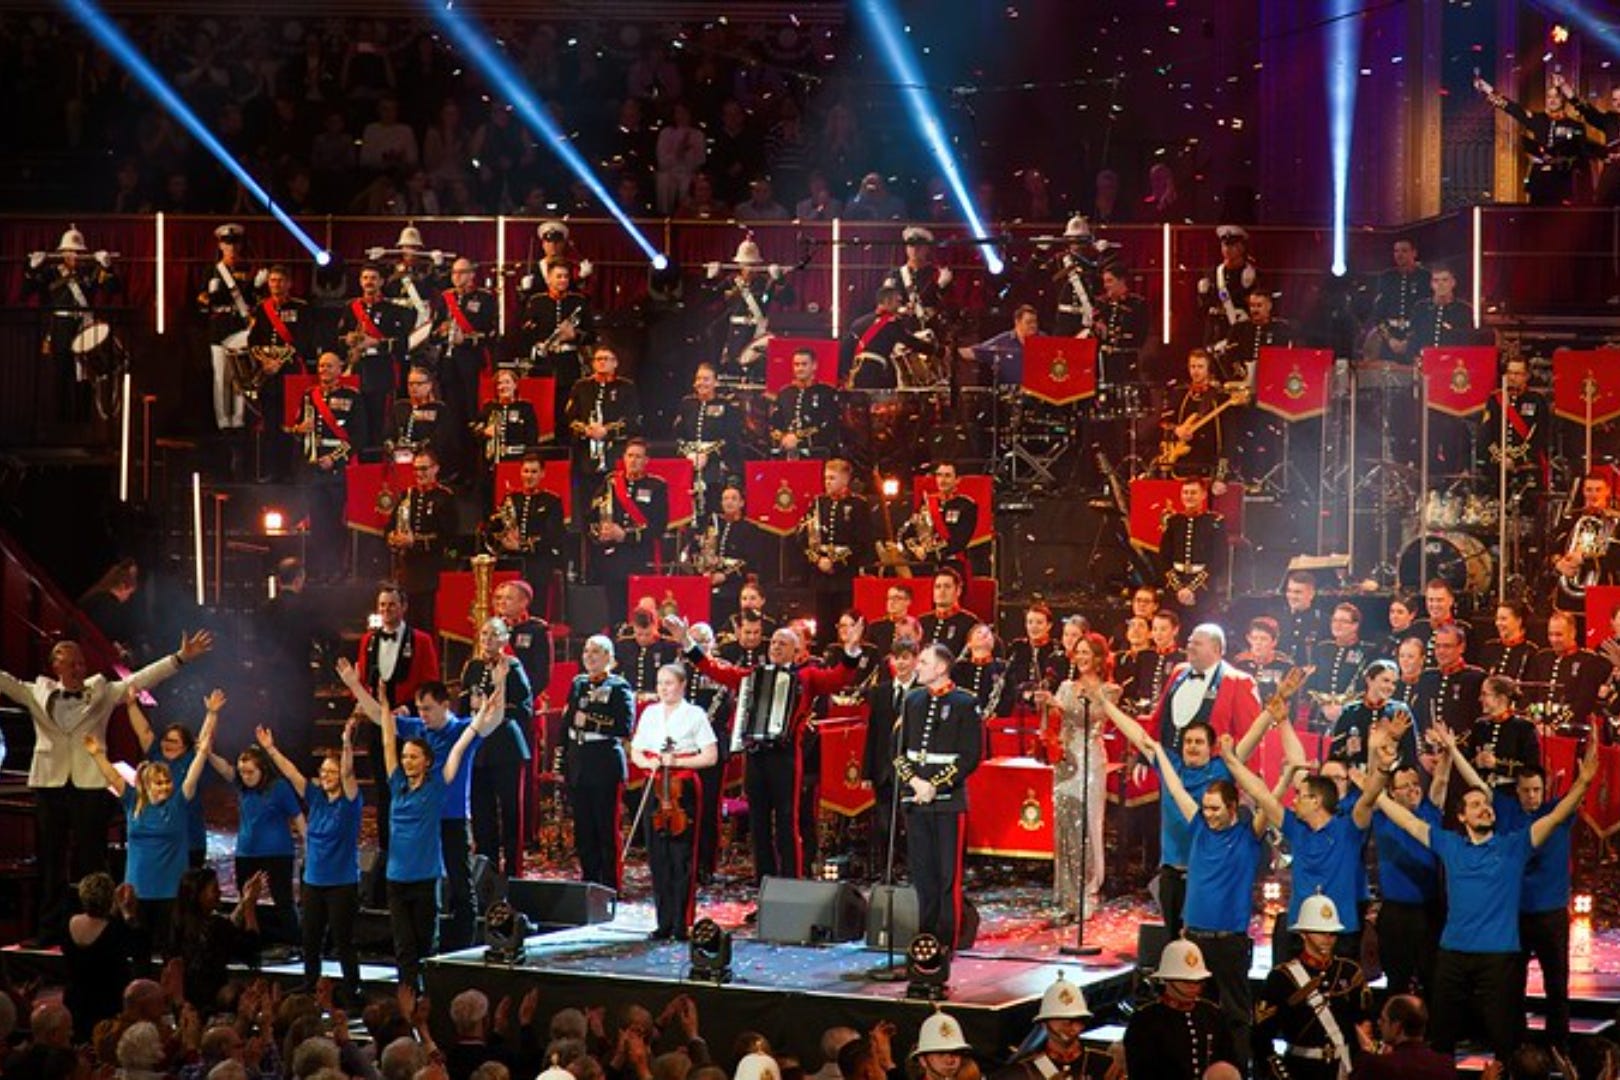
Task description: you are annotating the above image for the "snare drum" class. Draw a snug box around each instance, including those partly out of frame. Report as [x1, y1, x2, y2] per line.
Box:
[70, 320, 126, 379]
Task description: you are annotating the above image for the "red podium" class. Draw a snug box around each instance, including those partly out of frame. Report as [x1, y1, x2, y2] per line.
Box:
[343, 461, 413, 535]
[1586, 586, 1620, 648]
[964, 757, 1054, 859]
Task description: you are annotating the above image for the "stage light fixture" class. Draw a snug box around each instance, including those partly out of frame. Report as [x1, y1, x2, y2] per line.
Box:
[429, 4, 668, 270]
[1533, 4, 1619, 67]
[483, 900, 532, 965]
[262, 509, 285, 534]
[905, 932, 951, 1000]
[63, 0, 327, 264]
[687, 917, 733, 984]
[881, 476, 901, 499]
[856, 0, 1003, 274]
[1325, 0, 1360, 277]
[1574, 892, 1594, 916]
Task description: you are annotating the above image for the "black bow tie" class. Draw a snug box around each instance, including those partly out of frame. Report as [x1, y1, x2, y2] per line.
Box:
[58, 689, 86, 700]
[377, 631, 398, 642]
[1186, 670, 1207, 682]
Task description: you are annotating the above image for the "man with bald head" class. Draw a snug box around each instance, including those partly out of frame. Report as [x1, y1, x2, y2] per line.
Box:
[673, 612, 868, 888]
[1, 631, 214, 944]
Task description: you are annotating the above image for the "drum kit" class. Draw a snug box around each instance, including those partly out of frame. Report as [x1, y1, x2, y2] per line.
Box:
[1397, 482, 1527, 598]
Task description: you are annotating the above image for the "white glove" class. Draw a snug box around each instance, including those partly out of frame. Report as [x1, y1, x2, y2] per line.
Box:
[1240, 265, 1256, 288]
[768, 264, 783, 281]
[937, 266, 953, 289]
[1474, 74, 1494, 96]
[519, 274, 535, 293]
[253, 267, 269, 288]
[430, 249, 445, 267]
[208, 277, 220, 293]
[1197, 277, 1211, 296]
[28, 252, 45, 269]
[95, 250, 113, 269]
[365, 246, 385, 262]
[577, 258, 594, 280]
[704, 261, 721, 280]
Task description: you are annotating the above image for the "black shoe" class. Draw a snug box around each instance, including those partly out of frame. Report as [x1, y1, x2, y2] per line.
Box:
[674, 929, 689, 942]
[743, 908, 758, 925]
[649, 928, 673, 942]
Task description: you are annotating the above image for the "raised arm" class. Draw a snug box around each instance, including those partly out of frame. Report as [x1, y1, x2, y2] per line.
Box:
[1374, 791, 1432, 848]
[1091, 686, 1155, 755]
[126, 687, 155, 753]
[1532, 736, 1600, 848]
[119, 630, 215, 696]
[183, 710, 214, 801]
[255, 725, 308, 799]
[1150, 742, 1199, 824]
[334, 658, 386, 723]
[199, 689, 235, 781]
[82, 734, 128, 796]
[1220, 733, 1287, 830]
[380, 707, 399, 778]
[1233, 706, 1275, 764]
[1352, 722, 1398, 829]
[340, 718, 360, 800]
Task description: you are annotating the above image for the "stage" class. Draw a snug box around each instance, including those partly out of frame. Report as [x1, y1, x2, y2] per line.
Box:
[422, 918, 1138, 1061]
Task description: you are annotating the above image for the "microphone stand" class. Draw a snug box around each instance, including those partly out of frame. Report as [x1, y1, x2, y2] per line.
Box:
[1060, 695, 1101, 957]
[866, 694, 910, 981]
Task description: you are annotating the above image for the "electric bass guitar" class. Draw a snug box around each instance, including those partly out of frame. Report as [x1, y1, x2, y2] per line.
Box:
[1155, 385, 1251, 469]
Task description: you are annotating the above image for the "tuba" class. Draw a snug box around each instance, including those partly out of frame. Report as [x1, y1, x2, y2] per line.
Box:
[1558, 513, 1617, 601]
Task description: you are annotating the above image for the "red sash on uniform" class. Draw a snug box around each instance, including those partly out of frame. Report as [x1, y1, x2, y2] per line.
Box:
[261, 300, 297, 348]
[310, 386, 350, 442]
[442, 289, 477, 335]
[350, 299, 386, 340]
[855, 312, 896, 355]
[1496, 391, 1532, 441]
[926, 493, 949, 538]
[612, 469, 649, 528]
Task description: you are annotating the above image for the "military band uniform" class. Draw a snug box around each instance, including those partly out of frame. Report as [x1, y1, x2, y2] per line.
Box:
[1050, 253, 1102, 339]
[841, 311, 934, 390]
[614, 638, 679, 701]
[385, 397, 457, 471]
[718, 275, 794, 380]
[802, 492, 872, 640]
[1131, 648, 1185, 712]
[898, 493, 978, 577]
[702, 514, 775, 624]
[1252, 951, 1371, 1080]
[1480, 386, 1550, 496]
[999, 637, 1066, 720]
[589, 470, 668, 628]
[863, 669, 918, 873]
[991, 1043, 1112, 1080]
[1095, 290, 1149, 386]
[673, 395, 746, 515]
[1526, 645, 1612, 726]
[337, 294, 413, 452]
[1480, 636, 1539, 681]
[880, 262, 950, 333]
[297, 380, 366, 581]
[246, 293, 311, 477]
[495, 488, 567, 603]
[474, 397, 541, 465]
[1233, 649, 1295, 704]
[389, 481, 457, 634]
[383, 259, 448, 351]
[918, 606, 978, 654]
[437, 284, 498, 440]
[1573, 95, 1620, 206]
[563, 669, 634, 891]
[1363, 266, 1427, 361]
[1200, 258, 1258, 351]
[1549, 509, 1620, 615]
[517, 287, 595, 385]
[197, 258, 258, 431]
[23, 253, 122, 368]
[770, 381, 841, 458]
[507, 617, 553, 706]
[1304, 640, 1370, 726]
[688, 647, 863, 881]
[1465, 714, 1541, 790]
[1123, 989, 1236, 1079]
[1422, 661, 1486, 740]
[1168, 382, 1231, 481]
[1159, 509, 1227, 625]
[893, 680, 983, 950]
[565, 375, 642, 518]
[1329, 699, 1419, 772]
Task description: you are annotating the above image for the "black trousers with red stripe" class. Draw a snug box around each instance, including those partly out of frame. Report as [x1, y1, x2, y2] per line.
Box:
[745, 745, 803, 882]
[905, 805, 965, 951]
[645, 773, 702, 934]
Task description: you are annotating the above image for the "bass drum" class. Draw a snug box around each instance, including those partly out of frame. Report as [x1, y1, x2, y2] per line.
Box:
[1399, 531, 1494, 596]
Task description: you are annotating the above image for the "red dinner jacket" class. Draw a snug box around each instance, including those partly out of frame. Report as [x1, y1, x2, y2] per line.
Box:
[356, 624, 442, 710]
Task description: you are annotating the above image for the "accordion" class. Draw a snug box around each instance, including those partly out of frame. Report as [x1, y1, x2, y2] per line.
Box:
[731, 665, 802, 752]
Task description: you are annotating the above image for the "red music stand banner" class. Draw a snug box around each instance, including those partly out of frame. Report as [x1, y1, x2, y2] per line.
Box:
[343, 461, 413, 535]
[627, 574, 710, 626]
[493, 459, 573, 520]
[282, 373, 359, 429]
[745, 459, 823, 535]
[913, 474, 994, 548]
[1586, 586, 1620, 649]
[965, 757, 1054, 859]
[477, 375, 557, 442]
[1021, 336, 1097, 406]
[1421, 346, 1497, 417]
[765, 337, 839, 394]
[1553, 349, 1620, 427]
[436, 567, 522, 645]
[1255, 347, 1333, 421]
[1128, 478, 1245, 551]
[646, 458, 696, 529]
[818, 717, 875, 817]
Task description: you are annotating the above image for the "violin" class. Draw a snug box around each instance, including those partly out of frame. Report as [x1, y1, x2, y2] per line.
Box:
[650, 737, 691, 837]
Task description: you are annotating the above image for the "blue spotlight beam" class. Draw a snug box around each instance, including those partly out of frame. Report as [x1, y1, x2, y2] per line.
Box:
[429, 3, 666, 268]
[856, 0, 1003, 275]
[62, 0, 328, 264]
[1326, 0, 1360, 276]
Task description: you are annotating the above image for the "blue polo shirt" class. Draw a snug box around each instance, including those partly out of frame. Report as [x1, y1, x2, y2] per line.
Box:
[1431, 826, 1534, 952]
[120, 786, 192, 900]
[395, 715, 477, 821]
[1283, 808, 1369, 930]
[1495, 794, 1570, 915]
[1159, 754, 1232, 868]
[303, 788, 363, 887]
[1372, 802, 1441, 905]
[236, 778, 302, 857]
[149, 745, 206, 852]
[1183, 807, 1263, 934]
[386, 767, 446, 883]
